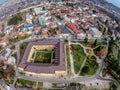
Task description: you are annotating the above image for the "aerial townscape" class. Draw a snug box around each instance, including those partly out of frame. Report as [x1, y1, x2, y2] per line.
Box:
[0, 0, 120, 90]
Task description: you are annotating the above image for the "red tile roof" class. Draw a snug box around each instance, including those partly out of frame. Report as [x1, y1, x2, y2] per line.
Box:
[66, 22, 80, 34]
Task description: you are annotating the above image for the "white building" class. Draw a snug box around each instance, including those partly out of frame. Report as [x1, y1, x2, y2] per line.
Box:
[34, 7, 46, 15]
[7, 56, 16, 65]
[26, 14, 33, 24]
[77, 32, 86, 39]
[89, 27, 102, 39]
[4, 26, 14, 35]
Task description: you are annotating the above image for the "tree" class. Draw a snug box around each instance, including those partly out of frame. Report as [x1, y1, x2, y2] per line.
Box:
[93, 39, 97, 46]
[42, 7, 45, 10]
[8, 14, 23, 25]
[84, 37, 88, 43]
[64, 39, 68, 43]
[0, 33, 5, 37]
[81, 66, 89, 74]
[0, 46, 2, 51]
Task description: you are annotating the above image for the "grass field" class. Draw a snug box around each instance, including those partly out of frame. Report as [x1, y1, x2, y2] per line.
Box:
[33, 51, 52, 63]
[72, 45, 86, 74]
[80, 56, 98, 76]
[66, 44, 71, 76]
[15, 79, 36, 88]
[20, 42, 27, 55]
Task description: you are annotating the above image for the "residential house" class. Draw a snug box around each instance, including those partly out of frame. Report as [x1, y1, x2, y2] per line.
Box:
[1, 48, 11, 59]
[0, 36, 8, 47]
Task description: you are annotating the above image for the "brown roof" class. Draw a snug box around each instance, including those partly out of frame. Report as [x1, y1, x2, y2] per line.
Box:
[35, 26, 41, 31]
[42, 31, 48, 37]
[56, 30, 62, 35]
[10, 31, 19, 36]
[0, 36, 8, 44]
[18, 39, 66, 74]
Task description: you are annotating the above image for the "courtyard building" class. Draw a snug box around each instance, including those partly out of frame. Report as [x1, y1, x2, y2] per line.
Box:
[18, 39, 67, 77]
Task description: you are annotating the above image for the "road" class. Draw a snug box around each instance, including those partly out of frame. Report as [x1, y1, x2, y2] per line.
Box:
[16, 44, 20, 65]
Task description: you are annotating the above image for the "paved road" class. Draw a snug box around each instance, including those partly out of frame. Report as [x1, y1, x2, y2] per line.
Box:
[17, 73, 97, 83]
[16, 44, 20, 65]
[68, 41, 75, 75]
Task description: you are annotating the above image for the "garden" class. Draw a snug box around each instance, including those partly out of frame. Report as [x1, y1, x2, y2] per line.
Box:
[80, 56, 98, 76]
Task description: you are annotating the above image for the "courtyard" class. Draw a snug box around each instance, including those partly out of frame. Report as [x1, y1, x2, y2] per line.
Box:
[32, 50, 53, 63]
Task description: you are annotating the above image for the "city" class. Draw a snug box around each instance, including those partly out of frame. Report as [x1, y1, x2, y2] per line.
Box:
[0, 0, 120, 90]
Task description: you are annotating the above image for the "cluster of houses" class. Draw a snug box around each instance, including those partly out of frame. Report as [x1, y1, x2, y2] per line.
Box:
[0, 1, 120, 59]
[0, 48, 15, 65]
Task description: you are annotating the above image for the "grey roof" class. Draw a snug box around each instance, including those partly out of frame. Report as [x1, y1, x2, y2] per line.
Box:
[18, 39, 66, 74]
[1, 50, 7, 57]
[0, 79, 4, 84]
[61, 26, 72, 34]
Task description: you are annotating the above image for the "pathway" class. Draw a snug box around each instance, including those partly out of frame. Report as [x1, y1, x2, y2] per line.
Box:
[68, 41, 75, 76]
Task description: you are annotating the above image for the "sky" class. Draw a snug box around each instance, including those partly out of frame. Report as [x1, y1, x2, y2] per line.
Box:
[0, 0, 8, 4]
[106, 0, 120, 8]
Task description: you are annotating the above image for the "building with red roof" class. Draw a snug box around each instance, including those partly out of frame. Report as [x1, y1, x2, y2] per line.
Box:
[65, 22, 80, 34]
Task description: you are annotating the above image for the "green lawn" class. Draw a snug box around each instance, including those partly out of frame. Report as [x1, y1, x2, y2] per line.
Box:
[102, 68, 107, 77]
[80, 56, 98, 76]
[9, 34, 30, 44]
[80, 41, 106, 48]
[32, 51, 35, 58]
[20, 42, 27, 55]
[38, 82, 43, 88]
[80, 41, 88, 46]
[66, 44, 71, 76]
[66, 45, 71, 69]
[15, 79, 36, 87]
[34, 51, 52, 63]
[96, 41, 107, 47]
[72, 45, 86, 74]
